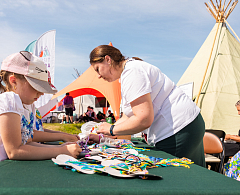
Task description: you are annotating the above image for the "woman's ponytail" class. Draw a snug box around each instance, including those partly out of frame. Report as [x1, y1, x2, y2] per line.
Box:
[0, 71, 6, 93]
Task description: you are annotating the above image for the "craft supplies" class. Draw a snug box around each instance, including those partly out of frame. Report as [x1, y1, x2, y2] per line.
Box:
[52, 132, 193, 180]
[52, 140, 194, 180]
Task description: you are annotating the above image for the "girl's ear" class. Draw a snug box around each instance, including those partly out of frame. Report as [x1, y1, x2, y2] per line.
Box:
[8, 75, 17, 88]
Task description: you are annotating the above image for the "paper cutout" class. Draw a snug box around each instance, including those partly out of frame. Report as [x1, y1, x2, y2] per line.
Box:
[104, 167, 135, 178]
[101, 159, 123, 166]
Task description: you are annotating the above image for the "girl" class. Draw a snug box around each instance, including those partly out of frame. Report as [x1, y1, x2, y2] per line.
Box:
[89, 45, 205, 167]
[0, 51, 82, 161]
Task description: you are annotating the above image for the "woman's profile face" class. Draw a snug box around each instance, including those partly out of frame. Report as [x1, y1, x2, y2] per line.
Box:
[92, 56, 120, 82]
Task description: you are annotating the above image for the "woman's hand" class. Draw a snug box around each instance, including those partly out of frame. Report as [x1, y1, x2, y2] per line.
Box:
[61, 143, 82, 158]
[225, 134, 240, 142]
[88, 134, 118, 144]
[225, 134, 232, 140]
[97, 122, 112, 136]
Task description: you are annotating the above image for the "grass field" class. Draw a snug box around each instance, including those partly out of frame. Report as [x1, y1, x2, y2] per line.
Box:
[42, 123, 84, 135]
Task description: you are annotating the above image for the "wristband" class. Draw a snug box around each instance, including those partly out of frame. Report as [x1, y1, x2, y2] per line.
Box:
[110, 125, 115, 136]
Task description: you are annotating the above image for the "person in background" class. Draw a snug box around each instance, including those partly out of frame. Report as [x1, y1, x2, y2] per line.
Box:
[75, 106, 91, 123]
[89, 45, 205, 167]
[97, 111, 106, 122]
[0, 51, 82, 161]
[107, 110, 115, 123]
[85, 106, 97, 121]
[63, 92, 74, 124]
[90, 107, 98, 121]
[224, 100, 240, 162]
[225, 150, 240, 181]
[225, 100, 240, 142]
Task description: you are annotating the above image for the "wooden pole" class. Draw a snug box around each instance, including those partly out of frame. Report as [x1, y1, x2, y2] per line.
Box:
[195, 22, 221, 105]
[224, 0, 232, 13]
[208, 2, 217, 15]
[206, 3, 218, 20]
[222, 0, 226, 10]
[225, 19, 240, 43]
[210, 0, 220, 14]
[216, 0, 220, 10]
[225, 1, 238, 19]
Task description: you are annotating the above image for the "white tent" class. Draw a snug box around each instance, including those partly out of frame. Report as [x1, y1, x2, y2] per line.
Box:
[177, 0, 240, 134]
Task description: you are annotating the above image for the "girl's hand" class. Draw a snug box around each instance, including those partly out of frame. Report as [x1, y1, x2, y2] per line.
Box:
[61, 143, 82, 158]
[62, 134, 79, 142]
[88, 134, 100, 144]
[61, 141, 74, 146]
[97, 122, 112, 136]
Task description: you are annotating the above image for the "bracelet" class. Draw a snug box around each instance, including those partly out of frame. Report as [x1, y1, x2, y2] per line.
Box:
[110, 125, 115, 136]
[98, 134, 104, 143]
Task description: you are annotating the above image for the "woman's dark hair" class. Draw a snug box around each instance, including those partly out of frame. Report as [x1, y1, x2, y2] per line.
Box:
[132, 57, 143, 61]
[90, 45, 126, 68]
[0, 70, 25, 92]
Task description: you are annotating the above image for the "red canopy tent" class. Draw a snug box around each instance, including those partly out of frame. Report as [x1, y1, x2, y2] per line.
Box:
[50, 65, 121, 119]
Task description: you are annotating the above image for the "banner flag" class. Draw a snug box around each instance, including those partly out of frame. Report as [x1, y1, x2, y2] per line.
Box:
[25, 40, 37, 53]
[34, 30, 56, 83]
[33, 30, 56, 108]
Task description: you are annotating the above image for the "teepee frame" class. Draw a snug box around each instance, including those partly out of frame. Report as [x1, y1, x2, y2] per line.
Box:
[196, 0, 238, 104]
[205, 0, 238, 22]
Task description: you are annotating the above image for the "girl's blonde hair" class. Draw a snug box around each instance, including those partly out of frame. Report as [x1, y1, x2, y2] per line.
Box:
[0, 70, 25, 92]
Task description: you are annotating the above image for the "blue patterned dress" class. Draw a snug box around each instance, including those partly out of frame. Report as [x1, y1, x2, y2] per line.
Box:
[225, 151, 240, 181]
[21, 111, 34, 144]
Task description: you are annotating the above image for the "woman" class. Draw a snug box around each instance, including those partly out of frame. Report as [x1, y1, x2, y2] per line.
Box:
[89, 45, 205, 167]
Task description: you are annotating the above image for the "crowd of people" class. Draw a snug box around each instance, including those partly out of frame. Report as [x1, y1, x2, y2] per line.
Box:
[74, 106, 115, 123]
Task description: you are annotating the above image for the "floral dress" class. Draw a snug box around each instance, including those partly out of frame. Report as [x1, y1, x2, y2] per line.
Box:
[0, 92, 35, 161]
[225, 151, 240, 181]
[21, 103, 35, 144]
[35, 108, 44, 132]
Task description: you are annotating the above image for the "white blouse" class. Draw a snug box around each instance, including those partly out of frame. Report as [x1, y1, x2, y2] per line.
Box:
[0, 92, 35, 161]
[121, 59, 200, 146]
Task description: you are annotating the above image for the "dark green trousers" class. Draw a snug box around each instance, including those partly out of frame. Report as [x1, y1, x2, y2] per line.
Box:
[155, 113, 205, 167]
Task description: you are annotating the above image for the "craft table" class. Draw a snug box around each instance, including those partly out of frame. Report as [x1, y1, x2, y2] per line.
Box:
[49, 111, 65, 123]
[0, 140, 240, 195]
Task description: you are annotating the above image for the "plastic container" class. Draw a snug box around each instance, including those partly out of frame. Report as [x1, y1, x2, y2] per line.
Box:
[106, 117, 112, 124]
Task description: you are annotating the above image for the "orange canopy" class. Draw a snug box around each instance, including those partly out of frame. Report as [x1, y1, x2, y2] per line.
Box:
[51, 66, 121, 118]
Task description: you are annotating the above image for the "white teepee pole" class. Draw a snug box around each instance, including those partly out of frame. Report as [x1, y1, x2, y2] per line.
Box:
[224, 19, 240, 43]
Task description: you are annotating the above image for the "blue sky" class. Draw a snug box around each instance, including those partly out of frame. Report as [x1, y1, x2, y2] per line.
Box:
[1, 0, 240, 97]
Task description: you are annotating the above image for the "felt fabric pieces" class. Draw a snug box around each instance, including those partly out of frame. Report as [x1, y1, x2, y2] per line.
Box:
[225, 151, 240, 181]
[52, 139, 194, 180]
